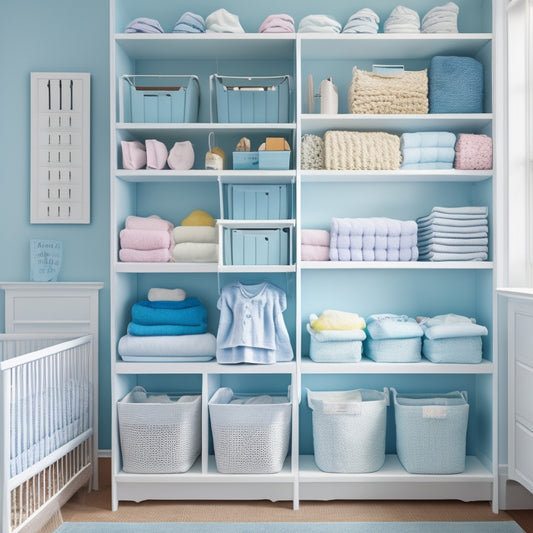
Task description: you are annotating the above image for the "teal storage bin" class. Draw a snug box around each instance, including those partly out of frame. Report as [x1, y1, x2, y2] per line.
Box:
[232, 152, 259, 170]
[224, 227, 291, 265]
[227, 184, 291, 220]
[210, 74, 291, 123]
[258, 151, 291, 170]
[121, 75, 200, 123]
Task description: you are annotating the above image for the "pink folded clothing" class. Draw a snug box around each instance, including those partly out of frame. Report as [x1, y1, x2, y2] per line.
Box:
[125, 215, 174, 232]
[454, 134, 492, 170]
[301, 244, 330, 261]
[119, 248, 171, 263]
[259, 14, 295, 33]
[120, 229, 171, 251]
[301, 229, 330, 247]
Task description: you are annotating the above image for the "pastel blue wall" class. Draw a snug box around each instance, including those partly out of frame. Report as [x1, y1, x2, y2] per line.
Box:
[0, 1, 111, 448]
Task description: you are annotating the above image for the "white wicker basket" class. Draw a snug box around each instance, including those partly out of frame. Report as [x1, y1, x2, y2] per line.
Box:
[209, 387, 292, 474]
[118, 386, 201, 474]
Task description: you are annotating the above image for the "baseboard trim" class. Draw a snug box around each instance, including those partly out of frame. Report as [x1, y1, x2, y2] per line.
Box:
[499, 465, 533, 510]
[98, 449, 111, 459]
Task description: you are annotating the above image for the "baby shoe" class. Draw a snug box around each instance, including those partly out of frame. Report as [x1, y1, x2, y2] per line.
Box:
[121, 141, 146, 170]
[125, 17, 164, 33]
[173, 12, 206, 33]
[206, 8, 245, 33]
[145, 139, 168, 170]
[167, 141, 195, 170]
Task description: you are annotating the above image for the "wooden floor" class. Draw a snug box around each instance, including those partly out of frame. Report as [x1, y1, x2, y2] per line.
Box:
[58, 459, 533, 532]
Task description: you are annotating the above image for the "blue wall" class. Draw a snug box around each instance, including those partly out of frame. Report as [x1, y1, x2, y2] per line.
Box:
[0, 0, 111, 448]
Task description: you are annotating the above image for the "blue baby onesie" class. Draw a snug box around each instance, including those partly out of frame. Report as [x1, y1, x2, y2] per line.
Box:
[216, 281, 294, 364]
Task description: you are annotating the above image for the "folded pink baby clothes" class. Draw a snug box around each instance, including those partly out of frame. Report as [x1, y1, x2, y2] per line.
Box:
[125, 215, 174, 232]
[301, 244, 330, 261]
[120, 229, 171, 251]
[454, 133, 493, 170]
[119, 248, 171, 263]
[301, 229, 330, 247]
[259, 14, 295, 33]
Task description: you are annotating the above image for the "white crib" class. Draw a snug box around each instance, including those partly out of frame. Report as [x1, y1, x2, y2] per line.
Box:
[0, 334, 95, 533]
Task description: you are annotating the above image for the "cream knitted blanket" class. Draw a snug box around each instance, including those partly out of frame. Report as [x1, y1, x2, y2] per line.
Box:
[349, 67, 428, 114]
[324, 131, 401, 170]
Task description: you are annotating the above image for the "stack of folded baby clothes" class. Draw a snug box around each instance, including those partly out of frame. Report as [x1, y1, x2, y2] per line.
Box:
[206, 8, 244, 33]
[342, 9, 380, 33]
[384, 6, 420, 33]
[259, 14, 295, 33]
[172, 209, 218, 263]
[400, 131, 456, 170]
[173, 12, 206, 33]
[125, 17, 164, 33]
[329, 217, 418, 261]
[118, 289, 216, 362]
[298, 14, 342, 33]
[417, 206, 488, 261]
[301, 229, 330, 261]
[422, 2, 459, 33]
[119, 215, 173, 263]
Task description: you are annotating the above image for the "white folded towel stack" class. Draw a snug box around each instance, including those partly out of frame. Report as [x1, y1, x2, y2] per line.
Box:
[422, 2, 459, 33]
[384, 6, 420, 33]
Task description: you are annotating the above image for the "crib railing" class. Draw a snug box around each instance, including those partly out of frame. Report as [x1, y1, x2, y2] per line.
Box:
[0, 334, 93, 533]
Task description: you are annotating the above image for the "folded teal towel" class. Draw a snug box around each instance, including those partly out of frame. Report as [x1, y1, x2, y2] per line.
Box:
[366, 314, 423, 340]
[127, 322, 207, 336]
[131, 297, 207, 326]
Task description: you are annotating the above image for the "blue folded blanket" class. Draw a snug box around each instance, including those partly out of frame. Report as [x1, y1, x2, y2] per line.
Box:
[419, 313, 488, 339]
[401, 132, 456, 148]
[401, 162, 454, 170]
[131, 297, 207, 326]
[366, 314, 423, 340]
[401, 147, 456, 165]
[428, 56, 484, 113]
[127, 322, 207, 336]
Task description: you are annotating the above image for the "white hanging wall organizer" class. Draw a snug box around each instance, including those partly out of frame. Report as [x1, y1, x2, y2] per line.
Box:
[30, 72, 90, 223]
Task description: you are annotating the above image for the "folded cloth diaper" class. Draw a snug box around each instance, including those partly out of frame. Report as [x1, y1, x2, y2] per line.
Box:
[121, 141, 146, 170]
[167, 141, 195, 170]
[298, 14, 342, 33]
[343, 8, 380, 34]
[148, 287, 186, 301]
[422, 2, 459, 33]
[181, 209, 216, 227]
[259, 14, 295, 33]
[173, 12, 206, 33]
[454, 134, 493, 170]
[145, 139, 168, 170]
[311, 310, 366, 331]
[206, 8, 244, 33]
[125, 17, 164, 33]
[384, 6, 420, 33]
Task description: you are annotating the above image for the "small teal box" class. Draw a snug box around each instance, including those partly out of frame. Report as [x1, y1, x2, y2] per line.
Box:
[224, 227, 291, 265]
[121, 75, 200, 123]
[228, 184, 291, 220]
[232, 152, 259, 170]
[258, 151, 291, 170]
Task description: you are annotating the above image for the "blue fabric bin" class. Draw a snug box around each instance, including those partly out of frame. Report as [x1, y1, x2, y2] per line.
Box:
[211, 74, 291, 123]
[227, 184, 291, 220]
[364, 337, 422, 362]
[422, 336, 483, 363]
[232, 152, 259, 170]
[223, 227, 291, 265]
[428, 56, 484, 114]
[392, 388, 469, 474]
[258, 151, 291, 170]
[121, 75, 200, 123]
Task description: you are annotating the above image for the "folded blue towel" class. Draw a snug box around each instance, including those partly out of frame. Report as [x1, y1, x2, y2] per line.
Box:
[428, 56, 484, 113]
[127, 322, 207, 336]
[401, 132, 456, 148]
[402, 146, 456, 165]
[366, 314, 423, 340]
[173, 12, 206, 33]
[420, 314, 488, 339]
[131, 297, 207, 326]
[125, 17, 164, 33]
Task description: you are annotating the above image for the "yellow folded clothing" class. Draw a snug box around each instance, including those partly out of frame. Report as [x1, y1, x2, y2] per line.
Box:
[181, 209, 216, 227]
[310, 310, 366, 331]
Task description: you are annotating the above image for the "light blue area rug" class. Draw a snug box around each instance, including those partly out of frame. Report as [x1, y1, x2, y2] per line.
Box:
[56, 521, 525, 532]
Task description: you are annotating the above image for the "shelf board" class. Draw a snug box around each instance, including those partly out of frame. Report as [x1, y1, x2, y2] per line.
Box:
[115, 170, 295, 183]
[300, 114, 493, 133]
[114, 360, 296, 375]
[300, 170, 492, 183]
[218, 264, 296, 273]
[115, 33, 296, 60]
[298, 455, 493, 483]
[218, 219, 295, 228]
[299, 261, 494, 270]
[116, 123, 296, 134]
[115, 262, 218, 273]
[205, 456, 294, 481]
[300, 357, 494, 374]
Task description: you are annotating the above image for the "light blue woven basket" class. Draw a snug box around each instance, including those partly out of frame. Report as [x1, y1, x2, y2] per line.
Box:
[392, 388, 469, 474]
[422, 336, 483, 363]
[364, 337, 422, 362]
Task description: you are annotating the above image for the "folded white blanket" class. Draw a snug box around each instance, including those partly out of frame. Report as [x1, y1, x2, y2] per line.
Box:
[420, 313, 487, 339]
[301, 229, 330, 246]
[118, 332, 216, 358]
[418, 223, 489, 235]
[148, 288, 186, 302]
[173, 226, 218, 244]
[418, 230, 488, 240]
[419, 243, 488, 254]
[417, 217, 488, 228]
[298, 14, 342, 33]
[426, 206, 488, 216]
[419, 251, 488, 261]
[417, 236, 488, 246]
[172, 242, 218, 262]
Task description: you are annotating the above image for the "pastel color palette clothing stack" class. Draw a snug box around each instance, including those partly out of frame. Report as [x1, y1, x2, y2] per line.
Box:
[400, 131, 456, 170]
[330, 217, 418, 262]
[119, 215, 173, 263]
[301, 229, 330, 261]
[417, 206, 489, 261]
[454, 134, 493, 170]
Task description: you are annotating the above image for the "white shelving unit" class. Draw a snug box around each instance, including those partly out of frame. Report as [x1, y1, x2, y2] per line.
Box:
[110, 0, 501, 512]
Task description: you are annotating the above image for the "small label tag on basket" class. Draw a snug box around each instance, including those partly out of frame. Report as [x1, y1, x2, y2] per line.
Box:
[323, 402, 362, 415]
[423, 405, 448, 419]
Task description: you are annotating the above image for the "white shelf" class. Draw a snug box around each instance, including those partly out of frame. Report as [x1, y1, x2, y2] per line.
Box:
[218, 264, 296, 273]
[116, 122, 296, 134]
[115, 170, 295, 183]
[300, 170, 492, 183]
[300, 357, 494, 375]
[205, 456, 294, 480]
[115, 262, 218, 273]
[299, 261, 494, 270]
[219, 219, 295, 228]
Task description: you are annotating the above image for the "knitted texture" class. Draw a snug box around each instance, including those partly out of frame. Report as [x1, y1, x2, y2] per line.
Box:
[454, 133, 492, 170]
[301, 134, 324, 169]
[324, 131, 401, 170]
[349, 68, 428, 114]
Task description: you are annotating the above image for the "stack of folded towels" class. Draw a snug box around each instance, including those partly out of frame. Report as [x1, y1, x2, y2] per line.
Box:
[206, 8, 244, 33]
[417, 206, 489, 261]
[298, 14, 342, 33]
[422, 2, 459, 33]
[259, 14, 295, 33]
[342, 9, 380, 33]
[400, 131, 456, 170]
[173, 12, 206, 33]
[330, 217, 418, 261]
[172, 209, 218, 263]
[307, 310, 367, 362]
[301, 229, 330, 261]
[118, 288, 216, 362]
[119, 215, 173, 263]
[384, 6, 420, 33]
[125, 17, 164, 33]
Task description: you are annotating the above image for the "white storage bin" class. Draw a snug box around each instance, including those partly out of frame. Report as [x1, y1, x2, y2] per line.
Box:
[118, 386, 201, 474]
[307, 388, 388, 473]
[392, 388, 469, 474]
[208, 387, 292, 474]
[306, 323, 365, 363]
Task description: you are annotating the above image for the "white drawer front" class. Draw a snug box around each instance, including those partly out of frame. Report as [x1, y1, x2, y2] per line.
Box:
[12, 296, 92, 322]
[516, 364, 533, 430]
[515, 311, 533, 367]
[515, 422, 533, 493]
